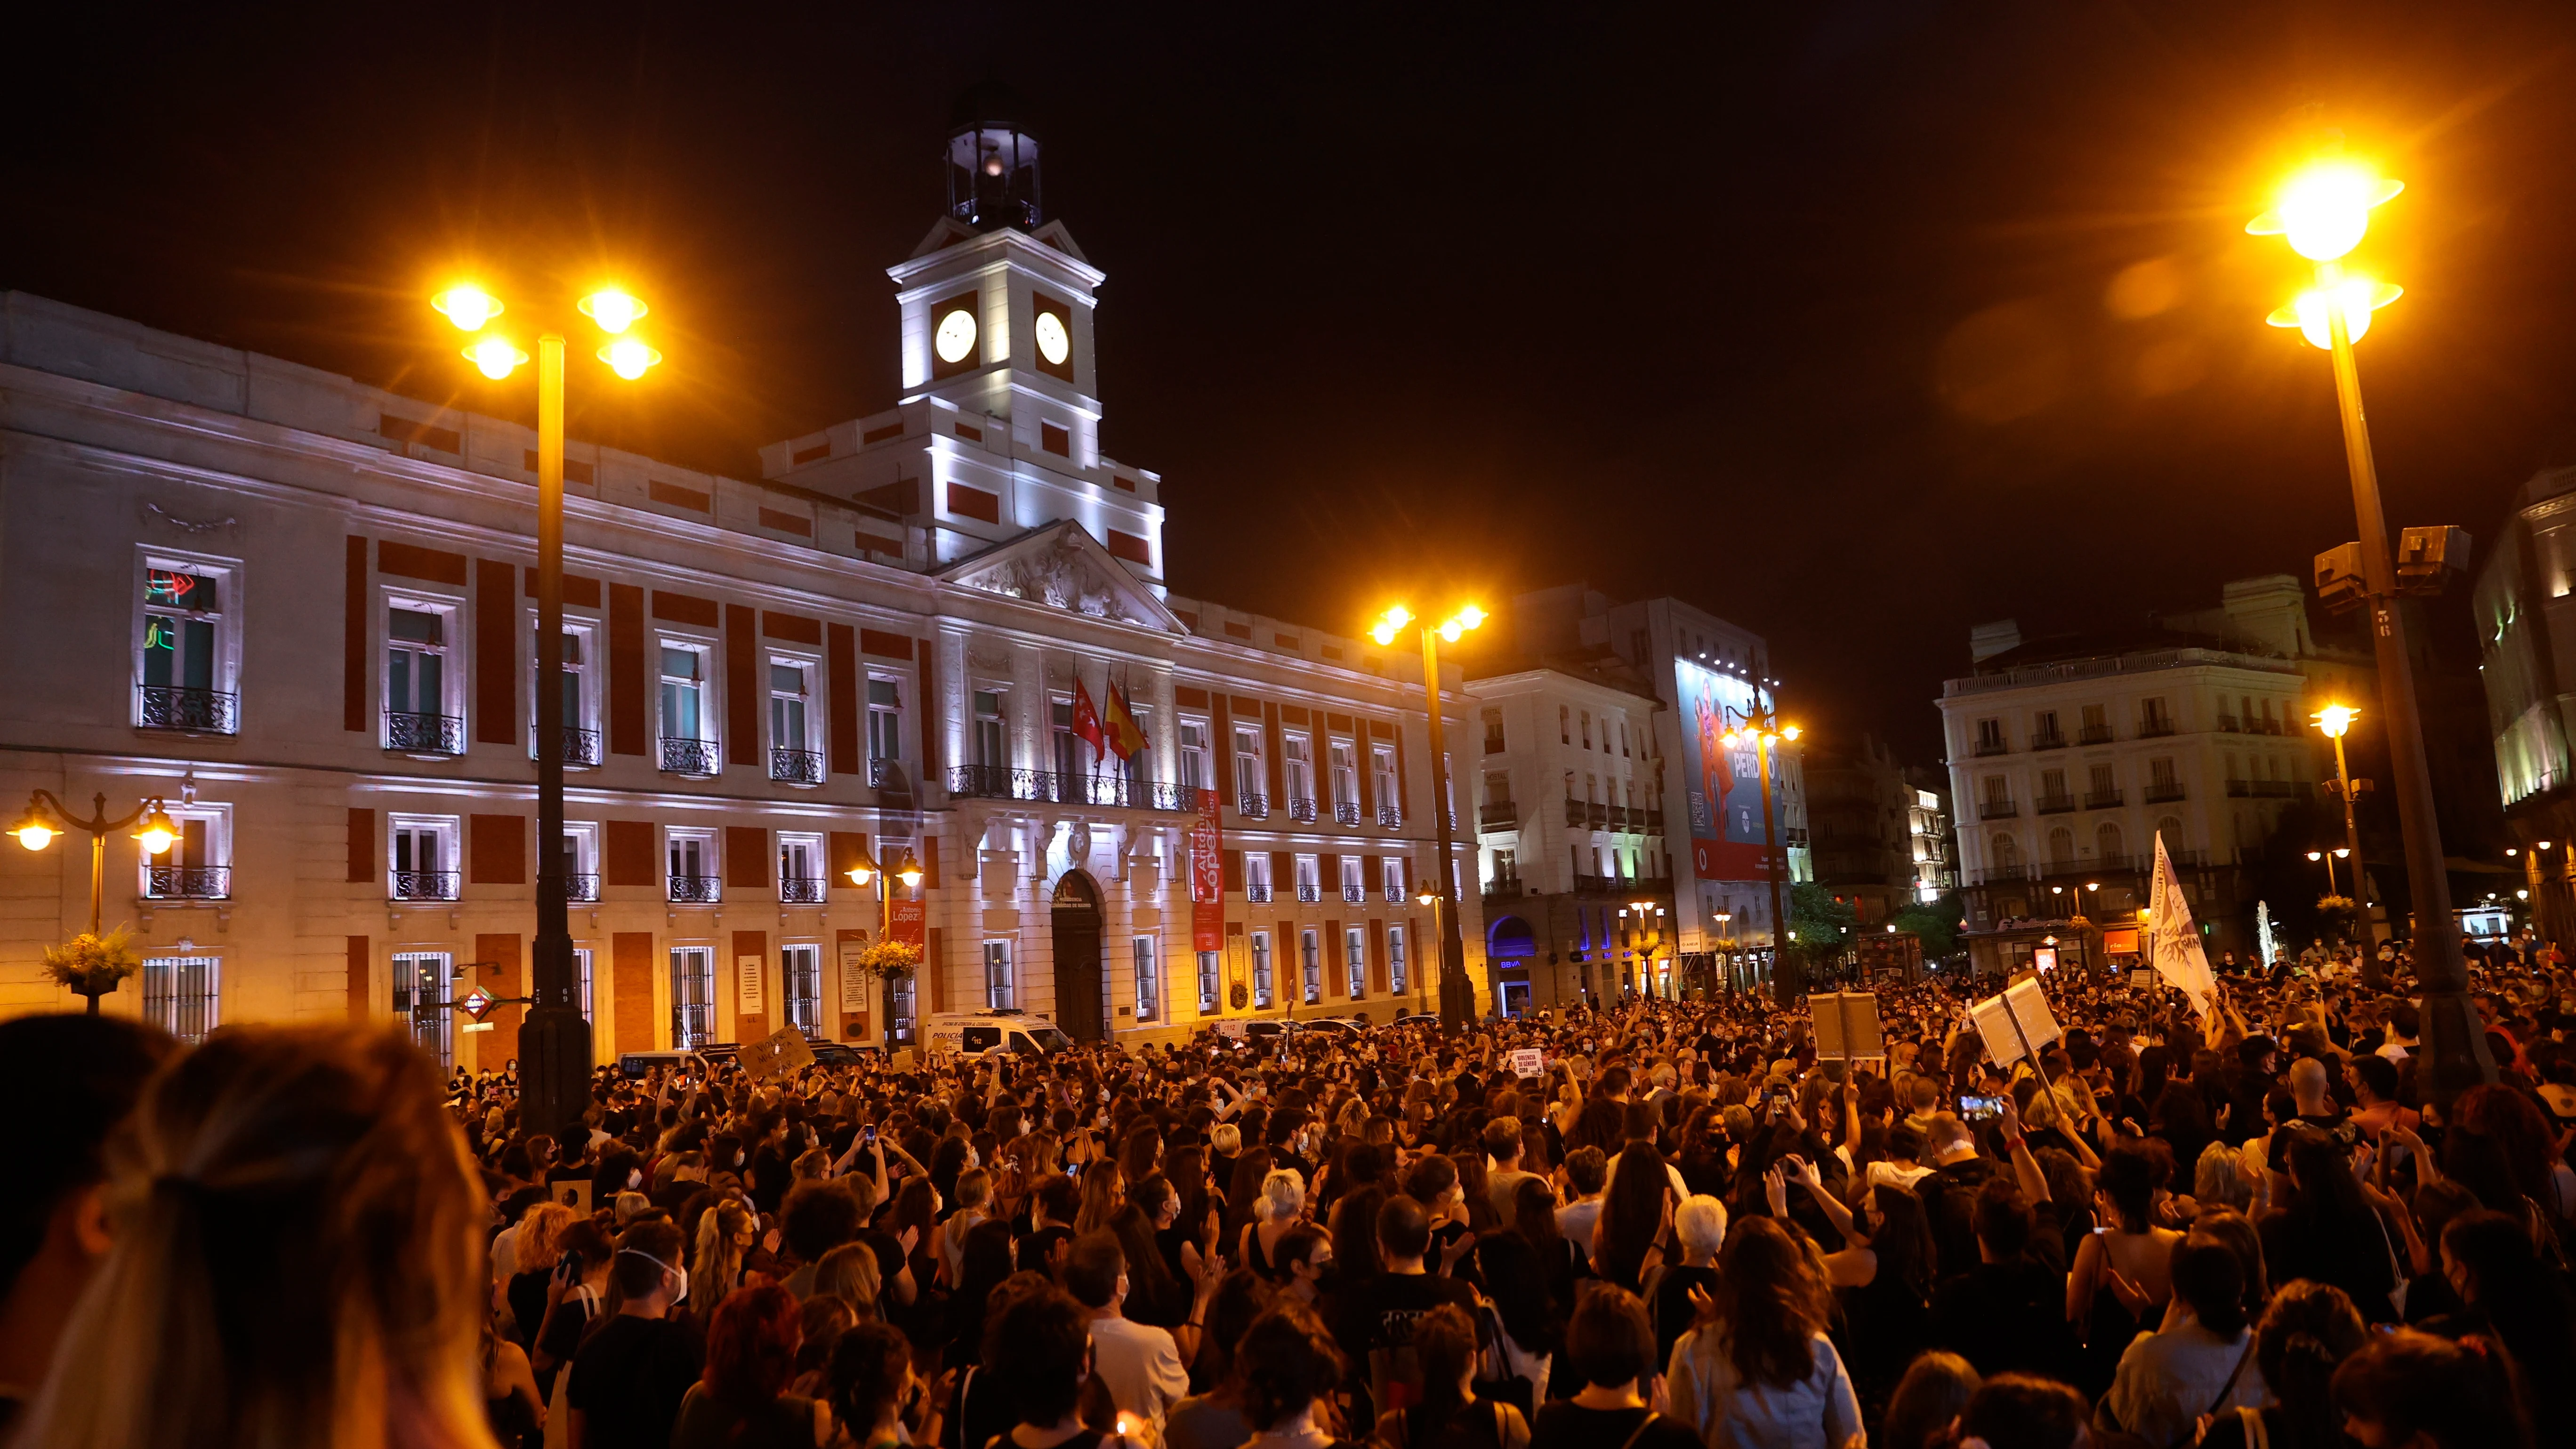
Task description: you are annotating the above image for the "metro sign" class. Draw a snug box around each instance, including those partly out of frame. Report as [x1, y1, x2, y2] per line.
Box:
[459, 988, 495, 1022]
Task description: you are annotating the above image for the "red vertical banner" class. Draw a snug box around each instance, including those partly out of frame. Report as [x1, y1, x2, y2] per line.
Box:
[1191, 788, 1225, 953]
[891, 898, 926, 948]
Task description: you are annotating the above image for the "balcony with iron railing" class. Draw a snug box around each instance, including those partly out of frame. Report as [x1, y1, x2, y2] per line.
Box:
[560, 727, 602, 767]
[1385, 885, 1407, 902]
[1296, 883, 1321, 902]
[1483, 875, 1523, 899]
[1287, 797, 1318, 823]
[780, 875, 827, 904]
[139, 684, 238, 734]
[1377, 803, 1403, 827]
[1973, 738, 2011, 757]
[389, 869, 459, 902]
[2035, 793, 2077, 815]
[1246, 882, 1273, 903]
[145, 865, 231, 900]
[660, 737, 720, 777]
[868, 756, 901, 786]
[2216, 714, 2241, 732]
[942, 765, 1186, 810]
[2079, 724, 2115, 744]
[1334, 799, 1361, 825]
[2030, 731, 2068, 751]
[2083, 788, 2125, 809]
[2144, 781, 2187, 802]
[386, 711, 463, 755]
[667, 874, 721, 904]
[1481, 802, 1518, 832]
[1240, 793, 1271, 819]
[1342, 884, 1366, 904]
[771, 748, 825, 785]
[563, 873, 599, 902]
[2137, 718, 2178, 738]
[1586, 803, 1609, 829]
[1979, 798, 2019, 819]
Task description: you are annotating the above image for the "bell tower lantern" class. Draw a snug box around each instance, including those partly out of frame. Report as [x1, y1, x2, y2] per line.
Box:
[946, 85, 1043, 233]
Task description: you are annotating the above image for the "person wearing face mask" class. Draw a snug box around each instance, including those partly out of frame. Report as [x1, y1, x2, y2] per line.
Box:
[1275, 1224, 1333, 1305]
[565, 1218, 704, 1449]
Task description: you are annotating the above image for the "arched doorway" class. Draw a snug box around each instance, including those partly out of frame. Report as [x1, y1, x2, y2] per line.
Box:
[1051, 871, 1104, 1042]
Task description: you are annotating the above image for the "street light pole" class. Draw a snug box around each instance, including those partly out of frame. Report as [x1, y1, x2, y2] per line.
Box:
[1370, 603, 1487, 1032]
[522, 329, 588, 1150]
[2249, 161, 2493, 1098]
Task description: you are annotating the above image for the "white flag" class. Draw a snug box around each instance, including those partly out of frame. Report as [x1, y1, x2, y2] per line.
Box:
[2147, 833, 2217, 1022]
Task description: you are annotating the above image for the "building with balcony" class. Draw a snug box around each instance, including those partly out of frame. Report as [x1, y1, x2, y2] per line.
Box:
[1939, 576, 2344, 974]
[1803, 734, 1931, 925]
[0, 96, 1480, 1061]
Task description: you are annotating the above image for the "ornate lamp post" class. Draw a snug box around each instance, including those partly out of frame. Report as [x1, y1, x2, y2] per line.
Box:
[1369, 603, 1486, 1030]
[1717, 709, 1801, 1006]
[14, 791, 179, 1012]
[429, 281, 663, 1141]
[845, 846, 926, 1047]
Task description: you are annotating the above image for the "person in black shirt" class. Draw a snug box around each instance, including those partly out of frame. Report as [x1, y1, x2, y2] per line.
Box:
[1930, 1178, 2079, 1385]
[567, 1218, 705, 1449]
[1526, 1284, 1697, 1449]
[1331, 1194, 1478, 1415]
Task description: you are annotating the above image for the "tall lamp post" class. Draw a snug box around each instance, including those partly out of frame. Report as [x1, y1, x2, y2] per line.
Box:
[13, 790, 180, 938]
[845, 845, 926, 1046]
[1717, 707, 1801, 1006]
[1619, 898, 1667, 996]
[1712, 909, 1734, 995]
[2310, 703, 2382, 982]
[2248, 158, 2494, 1095]
[1369, 603, 1485, 1030]
[430, 282, 664, 1143]
[1414, 884, 1442, 1015]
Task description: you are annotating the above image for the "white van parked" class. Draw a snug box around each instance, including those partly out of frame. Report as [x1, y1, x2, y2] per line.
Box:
[921, 1009, 1076, 1058]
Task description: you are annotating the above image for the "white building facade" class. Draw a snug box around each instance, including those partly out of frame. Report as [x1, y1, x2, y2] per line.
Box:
[0, 117, 1480, 1059]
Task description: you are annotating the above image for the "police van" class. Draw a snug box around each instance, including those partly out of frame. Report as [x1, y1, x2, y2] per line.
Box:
[921, 1009, 1075, 1058]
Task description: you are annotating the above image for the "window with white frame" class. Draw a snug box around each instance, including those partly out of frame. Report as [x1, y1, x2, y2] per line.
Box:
[1294, 854, 1320, 902]
[574, 946, 594, 1020]
[1134, 937, 1160, 1021]
[868, 676, 904, 766]
[1345, 926, 1367, 999]
[984, 940, 1015, 1009]
[1052, 698, 1084, 781]
[1388, 926, 1409, 994]
[669, 946, 715, 1047]
[1252, 932, 1273, 1007]
[778, 831, 824, 903]
[1382, 858, 1405, 902]
[384, 598, 460, 753]
[771, 660, 821, 782]
[1372, 746, 1399, 821]
[1245, 851, 1273, 902]
[562, 821, 601, 902]
[659, 642, 716, 774]
[1283, 734, 1314, 813]
[1234, 726, 1266, 809]
[141, 805, 231, 901]
[974, 690, 1009, 768]
[1340, 855, 1363, 903]
[392, 951, 453, 1069]
[388, 814, 460, 901]
[143, 954, 219, 1043]
[1123, 705, 1152, 786]
[666, 829, 719, 902]
[528, 620, 599, 765]
[1197, 949, 1220, 1013]
[781, 943, 823, 1038]
[1329, 740, 1358, 814]
[1179, 720, 1210, 797]
[139, 559, 237, 732]
[1300, 929, 1321, 1004]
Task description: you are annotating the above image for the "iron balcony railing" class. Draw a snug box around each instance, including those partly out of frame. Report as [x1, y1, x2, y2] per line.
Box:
[771, 748, 825, 785]
[138, 684, 238, 734]
[2035, 794, 2077, 814]
[1296, 883, 1321, 902]
[390, 869, 459, 901]
[780, 876, 827, 904]
[386, 711, 463, 755]
[1980, 799, 2019, 819]
[2079, 724, 2115, 744]
[145, 865, 230, 900]
[1481, 803, 1518, 831]
[1586, 804, 1609, 829]
[2216, 714, 2242, 733]
[661, 738, 721, 776]
[1385, 885, 1407, 902]
[950, 763, 1012, 799]
[2030, 732, 2068, 751]
[1973, 739, 2011, 757]
[2138, 719, 2178, 738]
[1334, 800, 1361, 826]
[1377, 804, 1403, 827]
[564, 873, 599, 902]
[562, 727, 603, 767]
[868, 756, 899, 786]
[1483, 876, 1523, 899]
[2144, 781, 2187, 802]
[942, 766, 1188, 810]
[1342, 884, 1365, 904]
[667, 874, 722, 903]
[1247, 882, 1273, 903]
[2084, 789, 2125, 809]
[1287, 797, 1318, 823]
[1240, 793, 1271, 819]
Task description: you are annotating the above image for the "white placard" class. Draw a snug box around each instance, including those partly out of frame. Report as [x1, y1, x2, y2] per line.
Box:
[1509, 1048, 1544, 1078]
[737, 954, 764, 1014]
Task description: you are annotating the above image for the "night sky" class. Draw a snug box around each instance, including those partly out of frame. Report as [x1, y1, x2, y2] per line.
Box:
[9, 2, 2575, 765]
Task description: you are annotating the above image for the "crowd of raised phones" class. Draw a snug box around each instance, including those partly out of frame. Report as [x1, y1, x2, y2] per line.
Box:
[3, 950, 2573, 1449]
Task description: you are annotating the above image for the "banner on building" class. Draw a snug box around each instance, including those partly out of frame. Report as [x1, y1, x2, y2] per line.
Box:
[1191, 788, 1225, 953]
[1673, 658, 1781, 881]
[891, 898, 926, 949]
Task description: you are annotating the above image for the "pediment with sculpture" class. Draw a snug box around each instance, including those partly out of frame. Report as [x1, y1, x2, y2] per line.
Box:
[940, 521, 1186, 634]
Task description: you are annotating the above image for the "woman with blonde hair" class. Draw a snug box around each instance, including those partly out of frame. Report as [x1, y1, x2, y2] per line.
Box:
[19, 1025, 493, 1449]
[690, 1198, 755, 1326]
[1239, 1167, 1306, 1279]
[938, 1167, 991, 1288]
[812, 1240, 883, 1319]
[502, 1201, 575, 1344]
[1073, 1160, 1125, 1237]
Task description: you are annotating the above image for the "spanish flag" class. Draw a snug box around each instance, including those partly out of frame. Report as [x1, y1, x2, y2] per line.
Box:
[1103, 680, 1149, 761]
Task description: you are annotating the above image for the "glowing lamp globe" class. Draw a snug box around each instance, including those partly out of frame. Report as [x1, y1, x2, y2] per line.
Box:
[463, 335, 529, 380]
[598, 337, 663, 380]
[2247, 161, 2404, 263]
[2269, 278, 2401, 350]
[133, 807, 180, 857]
[579, 289, 648, 334]
[432, 285, 503, 331]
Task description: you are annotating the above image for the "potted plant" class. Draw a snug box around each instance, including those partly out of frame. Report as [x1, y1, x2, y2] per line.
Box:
[2315, 894, 2359, 944]
[44, 926, 142, 1015]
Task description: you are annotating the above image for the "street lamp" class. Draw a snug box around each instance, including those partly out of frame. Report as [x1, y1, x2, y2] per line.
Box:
[847, 845, 926, 1045]
[2251, 155, 2492, 1096]
[1415, 884, 1442, 1014]
[2309, 702, 2382, 982]
[434, 280, 664, 1142]
[1370, 603, 1486, 1029]
[13, 791, 179, 942]
[2305, 846, 2353, 894]
[1719, 709, 1801, 1006]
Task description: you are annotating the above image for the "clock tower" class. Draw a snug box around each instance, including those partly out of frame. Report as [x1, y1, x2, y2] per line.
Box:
[888, 86, 1105, 466]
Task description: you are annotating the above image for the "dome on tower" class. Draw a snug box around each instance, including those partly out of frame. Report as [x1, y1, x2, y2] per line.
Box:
[946, 83, 1042, 233]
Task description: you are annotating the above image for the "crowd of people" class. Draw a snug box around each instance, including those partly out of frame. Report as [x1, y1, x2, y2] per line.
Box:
[2, 943, 2573, 1449]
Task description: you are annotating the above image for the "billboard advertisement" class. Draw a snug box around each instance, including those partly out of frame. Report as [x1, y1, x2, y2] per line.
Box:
[1675, 658, 1782, 882]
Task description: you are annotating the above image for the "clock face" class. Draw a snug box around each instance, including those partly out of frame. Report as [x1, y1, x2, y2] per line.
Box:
[1033, 311, 1071, 367]
[934, 308, 978, 365]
